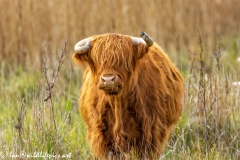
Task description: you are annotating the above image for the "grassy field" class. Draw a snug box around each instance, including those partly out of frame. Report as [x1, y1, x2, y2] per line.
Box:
[0, 0, 240, 159]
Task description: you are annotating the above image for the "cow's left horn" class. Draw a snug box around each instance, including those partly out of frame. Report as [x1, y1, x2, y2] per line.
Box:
[131, 37, 147, 46]
[140, 31, 153, 47]
[131, 31, 154, 47]
[74, 37, 92, 54]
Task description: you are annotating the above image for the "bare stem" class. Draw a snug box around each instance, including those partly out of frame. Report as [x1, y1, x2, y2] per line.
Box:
[42, 41, 67, 133]
[15, 98, 26, 148]
[197, 33, 210, 155]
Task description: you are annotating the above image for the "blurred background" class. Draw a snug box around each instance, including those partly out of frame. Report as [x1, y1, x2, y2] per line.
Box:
[0, 0, 240, 159]
[0, 0, 239, 69]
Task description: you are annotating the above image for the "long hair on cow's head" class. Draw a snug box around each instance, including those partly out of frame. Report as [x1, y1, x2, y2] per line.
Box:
[91, 34, 148, 72]
[92, 34, 134, 72]
[73, 33, 148, 75]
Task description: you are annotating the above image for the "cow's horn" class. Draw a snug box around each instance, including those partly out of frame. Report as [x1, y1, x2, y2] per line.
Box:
[131, 37, 147, 46]
[140, 31, 153, 47]
[74, 37, 92, 54]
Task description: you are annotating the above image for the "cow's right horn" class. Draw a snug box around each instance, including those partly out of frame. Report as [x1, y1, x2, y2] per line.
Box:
[74, 37, 92, 54]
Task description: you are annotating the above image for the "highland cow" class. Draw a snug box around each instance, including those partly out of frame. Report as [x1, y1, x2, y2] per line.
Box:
[73, 32, 184, 159]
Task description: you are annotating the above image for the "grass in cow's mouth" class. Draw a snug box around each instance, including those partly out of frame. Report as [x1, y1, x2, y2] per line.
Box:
[102, 85, 121, 95]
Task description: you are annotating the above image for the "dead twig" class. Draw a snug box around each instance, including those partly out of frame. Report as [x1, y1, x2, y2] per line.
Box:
[15, 98, 26, 148]
[41, 41, 67, 133]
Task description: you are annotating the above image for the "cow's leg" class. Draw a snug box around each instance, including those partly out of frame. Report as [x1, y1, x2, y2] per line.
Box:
[108, 150, 129, 160]
[108, 151, 114, 160]
[124, 153, 131, 160]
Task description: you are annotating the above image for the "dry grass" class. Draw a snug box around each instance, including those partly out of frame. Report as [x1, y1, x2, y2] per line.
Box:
[1, 0, 239, 66]
[0, 0, 240, 159]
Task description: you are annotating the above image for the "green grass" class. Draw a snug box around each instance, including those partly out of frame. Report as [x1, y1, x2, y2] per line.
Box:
[0, 0, 239, 159]
[0, 61, 93, 159]
[0, 38, 240, 159]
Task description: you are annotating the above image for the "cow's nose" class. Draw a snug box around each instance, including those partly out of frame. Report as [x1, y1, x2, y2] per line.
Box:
[98, 74, 122, 94]
[100, 74, 115, 86]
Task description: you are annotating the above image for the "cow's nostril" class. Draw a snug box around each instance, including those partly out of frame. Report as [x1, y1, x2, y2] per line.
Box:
[100, 75, 115, 82]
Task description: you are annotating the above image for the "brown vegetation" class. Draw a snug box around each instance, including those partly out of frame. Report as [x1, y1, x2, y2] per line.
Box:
[0, 0, 239, 159]
[0, 0, 239, 67]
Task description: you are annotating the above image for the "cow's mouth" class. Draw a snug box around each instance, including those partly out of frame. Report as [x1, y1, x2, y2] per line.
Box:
[99, 85, 122, 95]
[98, 74, 123, 95]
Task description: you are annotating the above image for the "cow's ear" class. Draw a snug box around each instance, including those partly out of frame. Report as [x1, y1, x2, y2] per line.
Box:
[133, 44, 148, 59]
[72, 51, 94, 69]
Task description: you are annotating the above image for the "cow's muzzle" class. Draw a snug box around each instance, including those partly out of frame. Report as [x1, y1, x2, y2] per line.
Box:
[98, 74, 122, 95]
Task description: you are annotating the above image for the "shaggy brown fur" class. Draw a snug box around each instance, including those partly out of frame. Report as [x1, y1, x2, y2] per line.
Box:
[73, 33, 184, 159]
